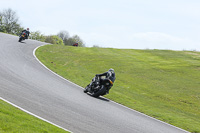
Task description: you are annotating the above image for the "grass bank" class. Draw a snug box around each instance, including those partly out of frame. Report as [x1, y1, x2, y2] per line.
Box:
[36, 45, 200, 133]
[0, 99, 69, 133]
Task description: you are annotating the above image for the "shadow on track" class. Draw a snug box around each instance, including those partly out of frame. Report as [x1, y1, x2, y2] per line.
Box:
[87, 93, 110, 102]
[19, 42, 26, 44]
[97, 96, 110, 102]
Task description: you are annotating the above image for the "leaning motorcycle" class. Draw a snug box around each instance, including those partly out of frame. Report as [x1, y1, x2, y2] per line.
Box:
[18, 32, 27, 42]
[84, 76, 113, 97]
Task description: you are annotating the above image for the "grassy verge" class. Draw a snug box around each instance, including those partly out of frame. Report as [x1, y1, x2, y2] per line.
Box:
[35, 45, 200, 133]
[0, 99, 69, 133]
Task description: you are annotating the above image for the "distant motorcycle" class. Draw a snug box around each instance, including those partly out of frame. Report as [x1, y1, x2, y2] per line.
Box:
[18, 32, 27, 42]
[84, 76, 113, 97]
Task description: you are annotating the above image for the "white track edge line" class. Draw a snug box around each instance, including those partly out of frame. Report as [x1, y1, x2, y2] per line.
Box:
[109, 100, 190, 132]
[33, 44, 83, 89]
[33, 45, 190, 133]
[0, 97, 72, 133]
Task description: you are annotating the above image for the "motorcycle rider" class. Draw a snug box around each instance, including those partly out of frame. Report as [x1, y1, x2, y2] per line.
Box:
[21, 28, 30, 39]
[84, 68, 116, 94]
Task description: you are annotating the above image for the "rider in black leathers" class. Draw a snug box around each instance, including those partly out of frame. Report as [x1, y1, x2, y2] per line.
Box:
[21, 28, 30, 39]
[86, 68, 116, 94]
[96, 68, 116, 84]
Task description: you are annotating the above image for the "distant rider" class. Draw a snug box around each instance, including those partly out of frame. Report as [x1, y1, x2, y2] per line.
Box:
[21, 28, 30, 39]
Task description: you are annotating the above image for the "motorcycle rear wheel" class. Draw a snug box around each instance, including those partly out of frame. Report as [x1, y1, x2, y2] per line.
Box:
[91, 86, 107, 98]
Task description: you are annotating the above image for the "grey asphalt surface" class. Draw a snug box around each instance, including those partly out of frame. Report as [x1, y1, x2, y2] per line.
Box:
[0, 33, 189, 133]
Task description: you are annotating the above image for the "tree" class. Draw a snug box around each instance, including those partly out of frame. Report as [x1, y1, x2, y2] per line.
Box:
[0, 12, 5, 32]
[93, 45, 100, 48]
[30, 31, 45, 42]
[45, 35, 64, 45]
[64, 37, 75, 46]
[64, 35, 85, 47]
[57, 30, 71, 46]
[71, 35, 85, 47]
[57, 30, 85, 47]
[57, 30, 69, 41]
[0, 8, 22, 35]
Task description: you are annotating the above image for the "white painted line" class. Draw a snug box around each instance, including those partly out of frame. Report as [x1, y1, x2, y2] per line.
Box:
[109, 100, 189, 132]
[0, 97, 72, 133]
[33, 45, 190, 133]
[33, 45, 84, 89]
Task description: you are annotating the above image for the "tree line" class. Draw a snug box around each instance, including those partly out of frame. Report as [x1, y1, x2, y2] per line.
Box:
[0, 8, 85, 47]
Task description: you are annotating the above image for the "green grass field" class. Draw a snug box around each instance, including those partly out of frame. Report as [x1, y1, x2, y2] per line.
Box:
[35, 45, 200, 133]
[0, 99, 69, 133]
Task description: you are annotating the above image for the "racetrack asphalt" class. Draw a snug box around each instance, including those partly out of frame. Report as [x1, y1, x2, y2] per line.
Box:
[0, 33, 189, 133]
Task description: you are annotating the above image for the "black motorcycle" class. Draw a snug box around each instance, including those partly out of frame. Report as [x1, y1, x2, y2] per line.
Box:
[84, 76, 113, 97]
[18, 32, 27, 42]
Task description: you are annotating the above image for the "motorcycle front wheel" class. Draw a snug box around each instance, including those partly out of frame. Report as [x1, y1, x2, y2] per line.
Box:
[19, 37, 22, 42]
[83, 85, 89, 93]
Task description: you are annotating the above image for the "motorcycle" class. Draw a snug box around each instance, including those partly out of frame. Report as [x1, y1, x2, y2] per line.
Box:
[18, 32, 27, 42]
[84, 76, 113, 97]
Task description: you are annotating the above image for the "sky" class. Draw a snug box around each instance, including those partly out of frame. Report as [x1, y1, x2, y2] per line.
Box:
[1, 0, 200, 51]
